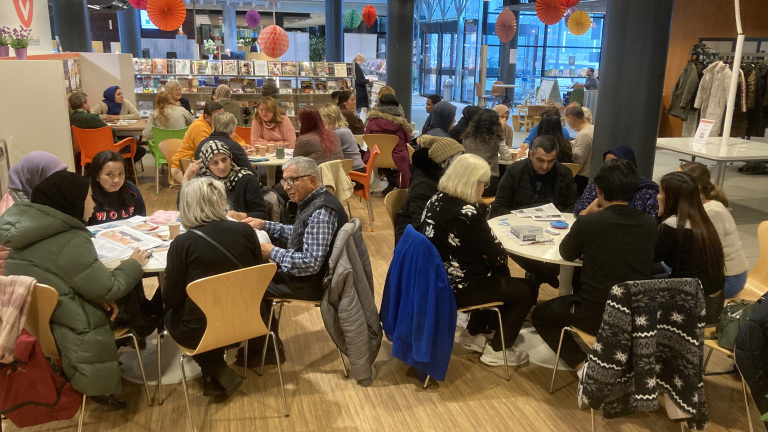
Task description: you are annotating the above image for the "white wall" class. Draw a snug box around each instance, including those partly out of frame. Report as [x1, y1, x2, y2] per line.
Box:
[0, 0, 53, 54]
[282, 32, 310, 61]
[0, 61, 74, 170]
[344, 34, 377, 63]
[79, 53, 137, 108]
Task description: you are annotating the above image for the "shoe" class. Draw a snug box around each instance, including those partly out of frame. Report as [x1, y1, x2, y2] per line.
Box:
[90, 394, 127, 410]
[212, 366, 243, 399]
[202, 376, 226, 397]
[381, 184, 396, 196]
[479, 345, 529, 367]
[234, 339, 286, 368]
[455, 329, 487, 353]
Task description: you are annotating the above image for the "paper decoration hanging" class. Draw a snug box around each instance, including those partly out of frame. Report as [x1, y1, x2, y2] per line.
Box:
[567, 11, 591, 36]
[362, 5, 377, 27]
[343, 9, 362, 29]
[495, 9, 517, 43]
[258, 25, 290, 58]
[146, 0, 186, 31]
[246, 9, 261, 28]
[558, 0, 581, 8]
[564, 7, 577, 22]
[535, 0, 566, 26]
[128, 0, 148, 9]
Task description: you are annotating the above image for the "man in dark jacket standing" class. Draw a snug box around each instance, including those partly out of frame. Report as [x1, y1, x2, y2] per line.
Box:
[354, 54, 370, 114]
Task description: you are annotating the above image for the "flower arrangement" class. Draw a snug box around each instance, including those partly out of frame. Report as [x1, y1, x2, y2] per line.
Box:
[0, 27, 11, 46]
[9, 26, 33, 49]
[203, 39, 217, 54]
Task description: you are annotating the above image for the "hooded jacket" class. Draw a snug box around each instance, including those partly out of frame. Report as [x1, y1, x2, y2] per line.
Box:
[365, 106, 414, 186]
[0, 203, 143, 396]
[426, 102, 457, 138]
[394, 148, 443, 244]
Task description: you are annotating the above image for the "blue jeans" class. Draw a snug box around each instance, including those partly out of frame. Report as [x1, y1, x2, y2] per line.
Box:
[724, 271, 748, 298]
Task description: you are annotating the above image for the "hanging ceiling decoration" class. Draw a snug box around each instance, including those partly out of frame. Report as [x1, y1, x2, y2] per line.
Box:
[362, 5, 377, 28]
[558, 0, 581, 8]
[146, 0, 186, 31]
[258, 25, 290, 58]
[567, 10, 591, 36]
[535, 0, 566, 26]
[343, 9, 362, 29]
[128, 0, 148, 9]
[495, 9, 517, 44]
[564, 7, 577, 22]
[246, 9, 261, 29]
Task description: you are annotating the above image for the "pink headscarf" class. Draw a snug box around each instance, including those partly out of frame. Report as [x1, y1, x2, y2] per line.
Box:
[8, 152, 68, 196]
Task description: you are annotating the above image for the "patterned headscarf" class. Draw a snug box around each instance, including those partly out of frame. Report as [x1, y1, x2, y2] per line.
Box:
[198, 140, 253, 191]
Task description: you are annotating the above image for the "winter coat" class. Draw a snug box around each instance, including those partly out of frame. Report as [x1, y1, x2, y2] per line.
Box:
[354, 63, 370, 109]
[734, 293, 768, 431]
[668, 60, 704, 121]
[394, 148, 442, 244]
[321, 219, 382, 386]
[0, 203, 143, 396]
[0, 191, 27, 272]
[365, 106, 414, 187]
[491, 158, 578, 217]
[695, 61, 732, 136]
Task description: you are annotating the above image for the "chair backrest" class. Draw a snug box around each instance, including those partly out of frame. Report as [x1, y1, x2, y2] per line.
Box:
[188, 264, 277, 355]
[180, 158, 192, 174]
[153, 126, 188, 144]
[365, 134, 399, 169]
[349, 145, 380, 195]
[490, 81, 505, 96]
[353, 135, 365, 149]
[744, 220, 768, 297]
[341, 159, 354, 175]
[71, 126, 123, 164]
[158, 138, 182, 164]
[23, 283, 60, 360]
[235, 126, 251, 143]
[384, 189, 409, 225]
[406, 144, 415, 161]
[562, 163, 581, 177]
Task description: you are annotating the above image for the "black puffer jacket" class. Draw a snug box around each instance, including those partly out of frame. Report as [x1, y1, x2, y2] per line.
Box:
[394, 148, 443, 244]
[735, 293, 768, 431]
[491, 158, 578, 218]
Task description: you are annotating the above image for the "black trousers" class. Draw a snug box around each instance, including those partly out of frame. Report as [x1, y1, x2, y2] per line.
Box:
[513, 255, 561, 288]
[574, 175, 589, 197]
[531, 295, 603, 369]
[454, 274, 537, 351]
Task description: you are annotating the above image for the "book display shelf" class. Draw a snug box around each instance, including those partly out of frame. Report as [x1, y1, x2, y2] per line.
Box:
[360, 58, 386, 106]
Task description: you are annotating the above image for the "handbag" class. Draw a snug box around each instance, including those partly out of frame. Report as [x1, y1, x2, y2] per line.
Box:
[716, 299, 757, 350]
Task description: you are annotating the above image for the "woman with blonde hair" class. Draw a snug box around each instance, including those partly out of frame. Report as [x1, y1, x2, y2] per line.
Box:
[142, 91, 194, 140]
[680, 161, 748, 297]
[319, 103, 365, 172]
[165, 80, 191, 112]
[421, 154, 535, 367]
[251, 96, 296, 148]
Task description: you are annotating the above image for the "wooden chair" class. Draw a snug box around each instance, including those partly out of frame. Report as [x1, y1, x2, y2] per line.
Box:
[349, 145, 381, 232]
[235, 126, 251, 143]
[744, 221, 768, 295]
[156, 263, 287, 430]
[384, 189, 408, 226]
[341, 159, 354, 175]
[148, 127, 188, 194]
[562, 163, 581, 177]
[157, 139, 183, 186]
[353, 135, 365, 149]
[179, 158, 192, 175]
[480, 196, 496, 220]
[490, 81, 505, 108]
[365, 134, 399, 170]
[71, 125, 137, 175]
[475, 82, 494, 108]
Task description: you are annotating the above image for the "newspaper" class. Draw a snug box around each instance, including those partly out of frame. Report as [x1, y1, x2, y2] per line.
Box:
[511, 203, 564, 221]
[93, 226, 164, 264]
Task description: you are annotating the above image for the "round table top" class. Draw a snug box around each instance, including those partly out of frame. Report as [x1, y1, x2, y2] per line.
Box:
[251, 156, 289, 167]
[489, 213, 581, 266]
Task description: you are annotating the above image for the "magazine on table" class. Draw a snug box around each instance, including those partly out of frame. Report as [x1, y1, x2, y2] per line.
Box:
[510, 203, 564, 221]
[92, 227, 164, 263]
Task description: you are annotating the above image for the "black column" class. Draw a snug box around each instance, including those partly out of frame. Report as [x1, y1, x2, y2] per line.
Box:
[387, 0, 415, 121]
[325, 0, 342, 62]
[118, 8, 142, 57]
[591, 0, 674, 179]
[497, 0, 520, 105]
[274, 13, 285, 28]
[52, 0, 92, 53]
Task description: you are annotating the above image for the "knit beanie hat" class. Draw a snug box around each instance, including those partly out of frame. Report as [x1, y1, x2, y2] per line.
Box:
[420, 135, 465, 163]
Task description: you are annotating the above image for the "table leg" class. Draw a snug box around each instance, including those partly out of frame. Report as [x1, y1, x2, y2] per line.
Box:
[714, 161, 727, 187]
[559, 265, 574, 296]
[266, 166, 277, 188]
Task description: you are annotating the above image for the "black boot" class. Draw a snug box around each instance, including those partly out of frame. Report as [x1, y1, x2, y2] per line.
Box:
[234, 337, 286, 367]
[90, 394, 127, 410]
[212, 365, 243, 399]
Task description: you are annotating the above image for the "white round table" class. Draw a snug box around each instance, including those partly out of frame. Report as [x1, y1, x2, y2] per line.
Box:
[489, 213, 581, 296]
[252, 156, 289, 187]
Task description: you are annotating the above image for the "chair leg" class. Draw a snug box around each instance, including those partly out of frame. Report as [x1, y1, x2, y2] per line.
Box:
[155, 166, 160, 195]
[703, 346, 713, 371]
[337, 349, 349, 378]
[157, 330, 166, 405]
[590, 408, 595, 432]
[270, 331, 290, 417]
[77, 394, 86, 432]
[491, 307, 509, 381]
[423, 375, 431, 389]
[259, 301, 277, 376]
[243, 339, 249, 379]
[366, 199, 374, 232]
[736, 363, 755, 432]
[549, 327, 569, 394]
[179, 354, 196, 432]
[346, 200, 352, 218]
[127, 332, 153, 406]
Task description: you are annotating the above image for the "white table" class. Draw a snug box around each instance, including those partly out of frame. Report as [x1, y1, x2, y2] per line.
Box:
[252, 156, 289, 187]
[656, 137, 768, 186]
[489, 213, 580, 296]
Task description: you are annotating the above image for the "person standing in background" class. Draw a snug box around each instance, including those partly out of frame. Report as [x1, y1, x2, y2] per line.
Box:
[564, 102, 594, 195]
[354, 54, 371, 116]
[585, 68, 599, 91]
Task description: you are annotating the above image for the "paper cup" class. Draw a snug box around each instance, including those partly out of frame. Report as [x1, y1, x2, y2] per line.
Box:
[168, 222, 181, 240]
[258, 146, 267, 156]
[267, 144, 275, 153]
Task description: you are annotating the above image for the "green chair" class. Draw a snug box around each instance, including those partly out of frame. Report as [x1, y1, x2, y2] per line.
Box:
[147, 127, 188, 194]
[570, 88, 585, 106]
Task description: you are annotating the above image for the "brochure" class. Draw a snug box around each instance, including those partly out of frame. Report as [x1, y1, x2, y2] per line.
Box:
[510, 203, 564, 221]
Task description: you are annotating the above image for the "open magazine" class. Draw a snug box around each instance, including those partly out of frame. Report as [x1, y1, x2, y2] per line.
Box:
[93, 227, 164, 263]
[511, 203, 564, 221]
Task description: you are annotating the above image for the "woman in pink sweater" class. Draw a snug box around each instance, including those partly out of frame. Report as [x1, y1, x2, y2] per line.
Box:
[250, 96, 297, 148]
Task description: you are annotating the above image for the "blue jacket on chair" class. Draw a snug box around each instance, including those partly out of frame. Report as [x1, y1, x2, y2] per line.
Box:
[380, 225, 456, 381]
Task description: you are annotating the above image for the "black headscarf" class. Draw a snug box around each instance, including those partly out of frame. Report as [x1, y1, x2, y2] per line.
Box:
[603, 146, 658, 192]
[31, 171, 91, 222]
[449, 106, 482, 142]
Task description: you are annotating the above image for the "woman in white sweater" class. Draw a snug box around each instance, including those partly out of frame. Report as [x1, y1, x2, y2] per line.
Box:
[681, 162, 749, 297]
[142, 91, 195, 140]
[91, 85, 141, 121]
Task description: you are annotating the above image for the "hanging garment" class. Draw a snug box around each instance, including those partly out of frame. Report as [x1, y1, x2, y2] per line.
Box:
[746, 64, 768, 137]
[695, 61, 732, 136]
[668, 60, 704, 122]
[731, 69, 748, 137]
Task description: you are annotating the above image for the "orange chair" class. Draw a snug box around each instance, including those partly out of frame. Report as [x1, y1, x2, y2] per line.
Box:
[349, 145, 380, 232]
[235, 126, 251, 143]
[71, 126, 136, 174]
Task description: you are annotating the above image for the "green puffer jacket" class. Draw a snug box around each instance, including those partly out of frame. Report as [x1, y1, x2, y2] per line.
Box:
[0, 203, 143, 396]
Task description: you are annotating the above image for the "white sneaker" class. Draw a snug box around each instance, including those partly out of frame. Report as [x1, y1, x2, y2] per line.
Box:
[480, 345, 529, 367]
[455, 329, 487, 353]
[576, 364, 585, 381]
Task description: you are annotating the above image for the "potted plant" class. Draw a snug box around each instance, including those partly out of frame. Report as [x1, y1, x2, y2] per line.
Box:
[203, 39, 217, 58]
[10, 26, 32, 60]
[0, 27, 10, 58]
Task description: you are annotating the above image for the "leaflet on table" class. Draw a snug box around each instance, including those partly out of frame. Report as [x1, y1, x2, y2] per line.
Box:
[89, 216, 157, 234]
[503, 230, 554, 246]
[510, 203, 564, 221]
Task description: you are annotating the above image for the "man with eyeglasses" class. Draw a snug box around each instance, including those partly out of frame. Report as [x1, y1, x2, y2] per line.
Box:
[241, 157, 348, 366]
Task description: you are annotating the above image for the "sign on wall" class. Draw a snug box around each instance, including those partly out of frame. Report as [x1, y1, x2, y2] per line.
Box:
[1, 0, 53, 54]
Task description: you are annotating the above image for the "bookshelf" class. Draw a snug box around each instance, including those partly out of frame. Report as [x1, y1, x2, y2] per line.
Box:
[360, 58, 386, 107]
[133, 59, 356, 128]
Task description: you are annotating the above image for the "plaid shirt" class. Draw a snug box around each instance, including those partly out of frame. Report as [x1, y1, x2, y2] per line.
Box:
[263, 189, 339, 277]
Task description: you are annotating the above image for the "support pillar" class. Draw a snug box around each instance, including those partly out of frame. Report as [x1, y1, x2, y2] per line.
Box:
[118, 8, 142, 57]
[274, 13, 285, 28]
[387, 0, 415, 121]
[222, 4, 237, 55]
[325, 0, 343, 62]
[497, 0, 520, 105]
[52, 0, 92, 53]
[591, 0, 674, 179]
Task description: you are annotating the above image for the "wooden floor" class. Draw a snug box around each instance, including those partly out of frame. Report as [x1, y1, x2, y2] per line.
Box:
[4, 164, 760, 432]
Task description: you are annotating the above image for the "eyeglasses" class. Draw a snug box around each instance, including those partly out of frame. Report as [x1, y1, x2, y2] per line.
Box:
[280, 174, 312, 187]
[480, 181, 490, 190]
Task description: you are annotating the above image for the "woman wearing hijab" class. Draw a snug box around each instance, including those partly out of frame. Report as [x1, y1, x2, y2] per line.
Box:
[449, 105, 482, 143]
[574, 146, 659, 217]
[213, 84, 245, 127]
[91, 86, 140, 121]
[0, 171, 149, 409]
[183, 140, 268, 221]
[0, 151, 67, 271]
[421, 94, 442, 136]
[424, 100, 457, 138]
[493, 105, 514, 148]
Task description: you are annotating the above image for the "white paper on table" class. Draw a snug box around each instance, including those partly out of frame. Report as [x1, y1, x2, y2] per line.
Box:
[511, 203, 563, 220]
[503, 231, 554, 246]
[96, 227, 164, 251]
[93, 236, 134, 263]
[692, 119, 715, 145]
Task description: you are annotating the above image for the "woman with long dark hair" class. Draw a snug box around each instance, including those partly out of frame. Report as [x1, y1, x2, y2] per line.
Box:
[449, 105, 482, 143]
[294, 106, 343, 165]
[87, 150, 146, 225]
[460, 109, 512, 196]
[655, 171, 725, 323]
[537, 115, 573, 163]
